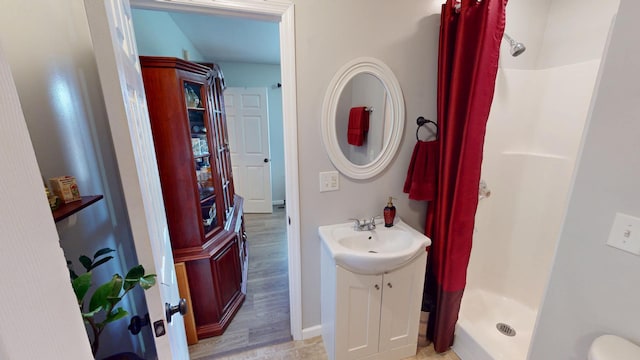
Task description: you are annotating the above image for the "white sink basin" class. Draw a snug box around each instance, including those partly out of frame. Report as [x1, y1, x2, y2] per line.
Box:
[319, 218, 431, 275]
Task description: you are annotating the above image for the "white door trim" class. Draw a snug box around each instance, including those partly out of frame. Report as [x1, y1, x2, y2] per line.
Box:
[131, 0, 302, 340]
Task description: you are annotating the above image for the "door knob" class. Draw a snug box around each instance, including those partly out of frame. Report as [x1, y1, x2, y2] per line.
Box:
[165, 298, 188, 323]
[128, 313, 150, 335]
[263, 158, 269, 163]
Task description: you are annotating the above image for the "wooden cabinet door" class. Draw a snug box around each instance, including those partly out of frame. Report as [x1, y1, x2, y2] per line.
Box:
[208, 67, 235, 220]
[378, 252, 427, 353]
[139, 57, 223, 249]
[335, 266, 382, 359]
[212, 235, 243, 315]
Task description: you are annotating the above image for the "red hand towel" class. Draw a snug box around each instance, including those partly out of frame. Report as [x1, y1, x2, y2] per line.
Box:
[347, 106, 369, 146]
[403, 140, 439, 201]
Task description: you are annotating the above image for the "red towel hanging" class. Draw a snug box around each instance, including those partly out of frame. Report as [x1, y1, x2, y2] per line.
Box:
[347, 106, 369, 146]
[403, 140, 439, 201]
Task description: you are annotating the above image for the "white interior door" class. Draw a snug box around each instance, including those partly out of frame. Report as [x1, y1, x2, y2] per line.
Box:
[225, 87, 273, 213]
[84, 1, 188, 358]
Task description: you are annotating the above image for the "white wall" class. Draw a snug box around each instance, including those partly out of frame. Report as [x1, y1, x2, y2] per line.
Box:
[529, 0, 640, 358]
[132, 8, 205, 61]
[0, 43, 94, 360]
[217, 62, 286, 204]
[0, 1, 155, 358]
[294, 0, 439, 328]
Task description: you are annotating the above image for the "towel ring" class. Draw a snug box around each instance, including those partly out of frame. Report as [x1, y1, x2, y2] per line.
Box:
[416, 116, 438, 141]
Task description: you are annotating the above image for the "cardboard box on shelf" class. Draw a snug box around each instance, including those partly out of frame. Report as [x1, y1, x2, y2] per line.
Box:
[49, 176, 81, 204]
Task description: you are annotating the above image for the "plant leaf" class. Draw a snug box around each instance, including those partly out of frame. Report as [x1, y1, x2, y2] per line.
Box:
[89, 274, 122, 312]
[79, 255, 93, 272]
[139, 274, 157, 290]
[107, 275, 123, 308]
[93, 248, 115, 259]
[104, 307, 129, 324]
[81, 307, 103, 319]
[109, 274, 123, 297]
[71, 272, 92, 304]
[88, 256, 113, 271]
[89, 281, 111, 312]
[124, 265, 145, 291]
[106, 295, 122, 308]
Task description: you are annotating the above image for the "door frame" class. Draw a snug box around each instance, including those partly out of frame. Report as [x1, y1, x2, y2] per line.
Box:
[130, 0, 302, 340]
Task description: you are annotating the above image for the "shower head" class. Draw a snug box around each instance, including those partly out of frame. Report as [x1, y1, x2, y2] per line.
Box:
[502, 33, 526, 57]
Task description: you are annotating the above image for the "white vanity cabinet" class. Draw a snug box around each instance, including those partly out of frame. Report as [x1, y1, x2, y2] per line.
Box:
[321, 246, 427, 360]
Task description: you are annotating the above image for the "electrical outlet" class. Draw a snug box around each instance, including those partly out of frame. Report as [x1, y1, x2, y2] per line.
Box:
[606, 212, 640, 256]
[319, 171, 339, 192]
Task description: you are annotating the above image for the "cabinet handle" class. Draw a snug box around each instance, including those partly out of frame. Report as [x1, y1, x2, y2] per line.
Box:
[374, 284, 380, 290]
[387, 282, 392, 288]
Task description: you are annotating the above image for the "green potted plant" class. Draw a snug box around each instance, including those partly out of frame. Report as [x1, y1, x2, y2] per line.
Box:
[67, 248, 156, 357]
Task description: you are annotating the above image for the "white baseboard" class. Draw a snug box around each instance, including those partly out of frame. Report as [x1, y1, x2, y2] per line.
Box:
[302, 324, 322, 340]
[272, 199, 285, 206]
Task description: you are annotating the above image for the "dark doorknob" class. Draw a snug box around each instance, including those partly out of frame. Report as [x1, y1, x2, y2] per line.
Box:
[165, 298, 188, 323]
[263, 158, 269, 163]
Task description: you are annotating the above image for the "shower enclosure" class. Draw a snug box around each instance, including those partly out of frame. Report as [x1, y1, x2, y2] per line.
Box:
[451, 0, 620, 359]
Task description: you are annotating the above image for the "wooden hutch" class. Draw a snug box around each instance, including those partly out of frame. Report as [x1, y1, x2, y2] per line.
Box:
[139, 56, 247, 340]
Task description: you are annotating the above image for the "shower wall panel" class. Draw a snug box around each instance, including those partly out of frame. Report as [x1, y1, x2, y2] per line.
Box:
[467, 60, 600, 310]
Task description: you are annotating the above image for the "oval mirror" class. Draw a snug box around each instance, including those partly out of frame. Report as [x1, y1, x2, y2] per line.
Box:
[321, 58, 405, 179]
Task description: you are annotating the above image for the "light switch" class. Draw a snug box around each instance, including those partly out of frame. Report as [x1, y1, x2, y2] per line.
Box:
[606, 212, 640, 256]
[319, 171, 339, 192]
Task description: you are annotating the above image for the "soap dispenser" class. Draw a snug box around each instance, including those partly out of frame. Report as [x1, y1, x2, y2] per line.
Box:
[384, 197, 396, 227]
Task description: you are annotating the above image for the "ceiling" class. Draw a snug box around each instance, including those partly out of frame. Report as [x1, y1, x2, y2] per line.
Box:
[168, 11, 280, 64]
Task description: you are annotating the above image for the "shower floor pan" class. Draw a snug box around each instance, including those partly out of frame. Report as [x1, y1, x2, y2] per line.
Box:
[452, 289, 537, 360]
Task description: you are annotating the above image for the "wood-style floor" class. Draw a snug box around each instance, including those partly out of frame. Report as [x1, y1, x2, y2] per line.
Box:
[213, 336, 461, 360]
[189, 206, 291, 359]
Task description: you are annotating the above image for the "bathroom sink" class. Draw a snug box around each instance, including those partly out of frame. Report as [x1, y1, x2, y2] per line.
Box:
[319, 218, 430, 275]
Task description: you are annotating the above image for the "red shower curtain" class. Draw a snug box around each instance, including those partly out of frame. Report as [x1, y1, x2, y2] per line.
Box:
[424, 0, 507, 352]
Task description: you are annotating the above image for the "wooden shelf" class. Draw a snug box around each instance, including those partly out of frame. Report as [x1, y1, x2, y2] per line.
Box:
[53, 195, 104, 222]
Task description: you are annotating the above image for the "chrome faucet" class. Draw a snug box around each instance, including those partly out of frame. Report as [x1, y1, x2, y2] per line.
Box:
[349, 216, 381, 231]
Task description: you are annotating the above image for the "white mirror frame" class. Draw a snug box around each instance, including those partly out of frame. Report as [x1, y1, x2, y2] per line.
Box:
[321, 57, 405, 179]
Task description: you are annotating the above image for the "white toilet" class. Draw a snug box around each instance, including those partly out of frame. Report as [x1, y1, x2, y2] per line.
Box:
[588, 335, 640, 360]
